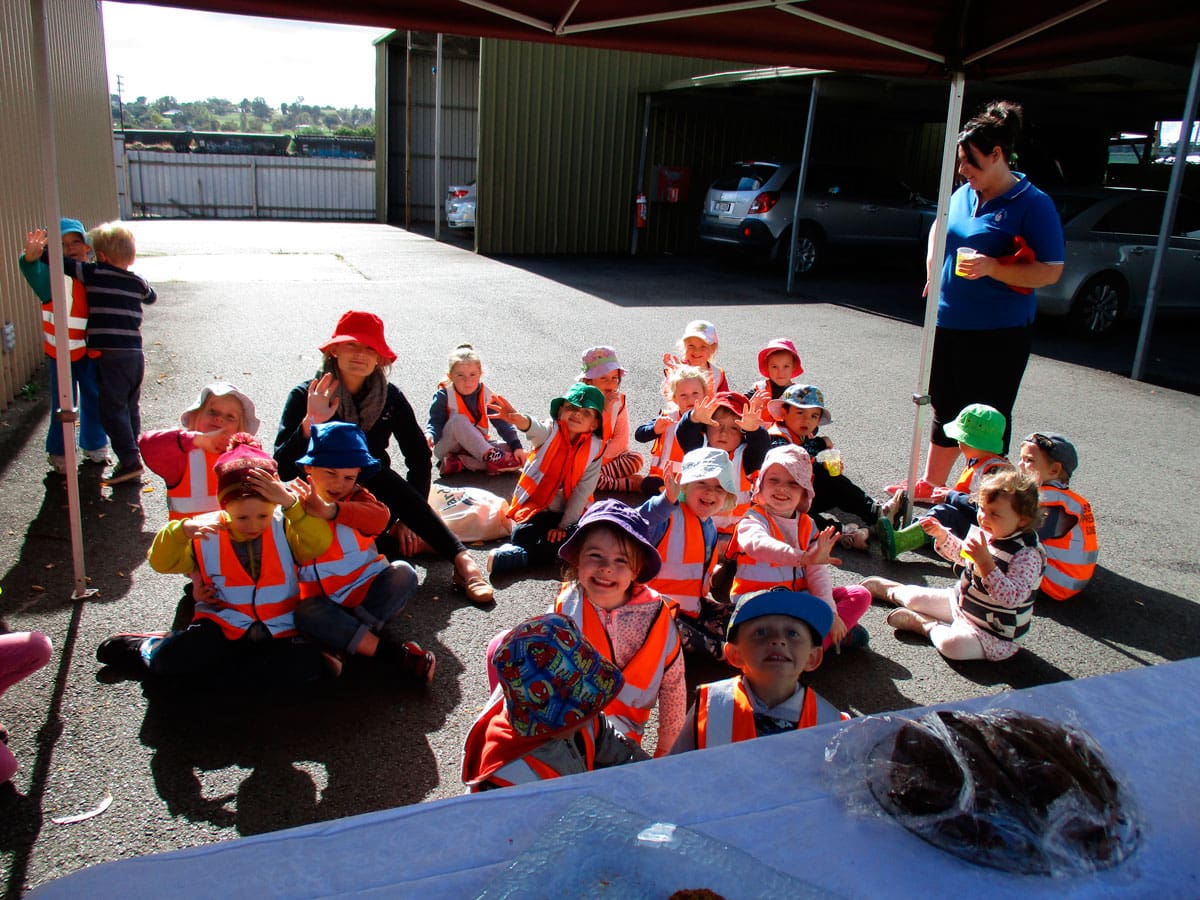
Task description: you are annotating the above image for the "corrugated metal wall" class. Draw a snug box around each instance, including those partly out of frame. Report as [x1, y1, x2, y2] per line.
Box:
[0, 0, 116, 409]
[382, 33, 479, 226]
[476, 42, 739, 255]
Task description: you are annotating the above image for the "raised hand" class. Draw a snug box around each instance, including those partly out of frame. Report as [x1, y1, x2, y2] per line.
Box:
[306, 373, 340, 429]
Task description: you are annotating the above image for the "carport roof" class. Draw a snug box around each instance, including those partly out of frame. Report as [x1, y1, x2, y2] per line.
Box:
[121, 0, 1200, 81]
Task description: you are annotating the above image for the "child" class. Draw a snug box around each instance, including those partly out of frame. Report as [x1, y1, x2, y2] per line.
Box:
[746, 337, 803, 425]
[0, 620, 53, 787]
[581, 346, 644, 494]
[95, 435, 332, 686]
[461, 613, 648, 791]
[485, 382, 606, 575]
[663, 319, 728, 394]
[634, 363, 709, 497]
[139, 382, 261, 521]
[19, 220, 108, 474]
[30, 221, 157, 485]
[640, 447, 739, 660]
[863, 468, 1046, 662]
[291, 422, 436, 682]
[1018, 432, 1098, 601]
[670, 588, 845, 753]
[554, 500, 686, 756]
[425, 343, 525, 477]
[767, 383, 900, 549]
[878, 403, 1011, 560]
[729, 445, 871, 652]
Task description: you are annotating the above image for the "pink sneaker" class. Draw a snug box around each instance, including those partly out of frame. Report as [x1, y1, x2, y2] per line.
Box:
[439, 454, 465, 475]
[884, 478, 937, 502]
[486, 448, 522, 476]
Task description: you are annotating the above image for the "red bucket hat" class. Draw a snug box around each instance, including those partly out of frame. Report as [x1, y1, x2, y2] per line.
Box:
[318, 311, 397, 364]
[757, 338, 803, 378]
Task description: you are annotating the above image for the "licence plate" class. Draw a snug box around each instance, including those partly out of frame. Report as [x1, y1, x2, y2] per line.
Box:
[714, 201, 732, 213]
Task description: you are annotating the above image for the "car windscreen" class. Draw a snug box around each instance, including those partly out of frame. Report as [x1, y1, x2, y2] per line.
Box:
[711, 164, 779, 192]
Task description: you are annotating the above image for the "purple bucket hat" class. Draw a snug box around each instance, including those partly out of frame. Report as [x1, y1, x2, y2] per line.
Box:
[559, 499, 662, 582]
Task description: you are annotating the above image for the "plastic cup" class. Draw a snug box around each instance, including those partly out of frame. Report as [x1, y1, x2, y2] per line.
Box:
[816, 448, 843, 477]
[960, 525, 980, 560]
[955, 246, 979, 277]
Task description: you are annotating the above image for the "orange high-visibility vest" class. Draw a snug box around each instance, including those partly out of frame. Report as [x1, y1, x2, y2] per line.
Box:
[444, 381, 494, 438]
[730, 506, 815, 599]
[695, 677, 845, 748]
[41, 277, 90, 361]
[648, 413, 684, 479]
[1039, 485, 1099, 601]
[953, 454, 1010, 494]
[710, 444, 755, 535]
[193, 511, 300, 639]
[555, 583, 681, 744]
[649, 504, 711, 616]
[297, 520, 389, 608]
[507, 423, 603, 524]
[165, 445, 222, 521]
[706, 363, 729, 394]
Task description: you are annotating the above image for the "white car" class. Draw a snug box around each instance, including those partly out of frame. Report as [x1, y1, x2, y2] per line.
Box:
[445, 182, 476, 230]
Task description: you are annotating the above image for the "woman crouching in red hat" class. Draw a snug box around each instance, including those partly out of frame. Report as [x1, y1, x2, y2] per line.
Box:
[274, 311, 493, 604]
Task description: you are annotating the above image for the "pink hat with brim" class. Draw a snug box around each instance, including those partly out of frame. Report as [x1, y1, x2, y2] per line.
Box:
[757, 338, 803, 378]
[754, 444, 815, 508]
[318, 310, 397, 364]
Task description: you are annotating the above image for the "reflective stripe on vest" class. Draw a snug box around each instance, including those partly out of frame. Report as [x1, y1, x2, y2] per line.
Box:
[648, 414, 683, 478]
[41, 278, 90, 360]
[957, 530, 1044, 641]
[710, 444, 754, 534]
[556, 583, 681, 744]
[297, 521, 388, 608]
[696, 678, 843, 748]
[166, 446, 222, 520]
[445, 381, 493, 438]
[1039, 485, 1099, 601]
[509, 424, 603, 521]
[731, 507, 814, 599]
[193, 512, 300, 639]
[953, 455, 1010, 494]
[649, 505, 709, 616]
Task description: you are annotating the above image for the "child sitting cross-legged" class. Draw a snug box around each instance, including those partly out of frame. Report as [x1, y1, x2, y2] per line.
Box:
[581, 346, 644, 494]
[462, 613, 649, 791]
[670, 588, 846, 753]
[290, 422, 435, 684]
[426, 343, 525, 477]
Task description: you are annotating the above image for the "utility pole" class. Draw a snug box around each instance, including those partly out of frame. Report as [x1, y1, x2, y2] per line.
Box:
[115, 74, 127, 131]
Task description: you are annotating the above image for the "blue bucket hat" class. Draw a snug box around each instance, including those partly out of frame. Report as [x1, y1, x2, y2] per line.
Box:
[60, 217, 88, 241]
[727, 588, 833, 642]
[767, 383, 831, 425]
[492, 613, 624, 738]
[296, 422, 381, 479]
[559, 498, 662, 582]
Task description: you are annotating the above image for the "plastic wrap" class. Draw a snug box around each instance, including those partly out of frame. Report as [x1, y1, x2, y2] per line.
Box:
[825, 708, 1140, 877]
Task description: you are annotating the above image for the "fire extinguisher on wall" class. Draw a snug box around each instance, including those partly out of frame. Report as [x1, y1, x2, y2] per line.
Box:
[635, 193, 648, 229]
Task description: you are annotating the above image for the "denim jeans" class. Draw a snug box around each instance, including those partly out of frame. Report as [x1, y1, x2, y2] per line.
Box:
[95, 348, 145, 468]
[45, 355, 107, 455]
[294, 560, 418, 654]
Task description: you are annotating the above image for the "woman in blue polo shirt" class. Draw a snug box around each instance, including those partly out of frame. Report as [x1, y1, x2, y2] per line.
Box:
[892, 101, 1064, 502]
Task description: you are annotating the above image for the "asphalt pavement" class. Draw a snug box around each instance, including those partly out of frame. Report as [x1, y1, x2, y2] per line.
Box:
[1, 221, 1198, 896]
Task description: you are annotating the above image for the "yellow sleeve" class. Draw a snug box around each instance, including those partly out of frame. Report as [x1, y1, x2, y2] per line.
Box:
[283, 500, 333, 564]
[147, 519, 199, 574]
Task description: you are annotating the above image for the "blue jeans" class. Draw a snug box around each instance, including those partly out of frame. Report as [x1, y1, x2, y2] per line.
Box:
[294, 560, 418, 654]
[45, 355, 107, 455]
[95, 349, 144, 468]
[926, 491, 978, 540]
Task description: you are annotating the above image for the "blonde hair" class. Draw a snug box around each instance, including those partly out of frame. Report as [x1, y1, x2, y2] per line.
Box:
[446, 342, 483, 376]
[88, 221, 136, 266]
[663, 363, 711, 409]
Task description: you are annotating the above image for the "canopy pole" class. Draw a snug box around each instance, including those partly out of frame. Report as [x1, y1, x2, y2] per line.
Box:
[786, 76, 819, 294]
[903, 70, 966, 523]
[28, 0, 92, 600]
[434, 33, 443, 239]
[1131, 42, 1200, 382]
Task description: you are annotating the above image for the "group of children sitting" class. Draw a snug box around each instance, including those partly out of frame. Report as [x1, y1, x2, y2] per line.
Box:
[83, 312, 1099, 796]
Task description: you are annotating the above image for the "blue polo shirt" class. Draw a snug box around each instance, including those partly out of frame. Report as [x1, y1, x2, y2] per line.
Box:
[938, 174, 1064, 330]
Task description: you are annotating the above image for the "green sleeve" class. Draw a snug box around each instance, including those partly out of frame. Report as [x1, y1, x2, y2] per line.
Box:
[17, 255, 52, 302]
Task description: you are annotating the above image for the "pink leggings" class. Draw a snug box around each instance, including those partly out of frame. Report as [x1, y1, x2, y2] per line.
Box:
[823, 585, 871, 650]
[1, 631, 54, 784]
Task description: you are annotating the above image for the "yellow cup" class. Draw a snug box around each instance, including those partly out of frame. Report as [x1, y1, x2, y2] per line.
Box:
[816, 449, 842, 477]
[955, 246, 978, 277]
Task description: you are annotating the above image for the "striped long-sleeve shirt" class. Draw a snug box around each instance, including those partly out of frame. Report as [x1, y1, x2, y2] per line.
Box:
[65, 259, 156, 351]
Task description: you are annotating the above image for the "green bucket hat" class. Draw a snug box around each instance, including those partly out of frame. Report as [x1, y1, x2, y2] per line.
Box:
[549, 382, 606, 434]
[944, 403, 1006, 454]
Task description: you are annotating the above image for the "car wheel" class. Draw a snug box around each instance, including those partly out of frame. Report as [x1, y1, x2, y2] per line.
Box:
[1067, 274, 1128, 338]
[778, 226, 822, 276]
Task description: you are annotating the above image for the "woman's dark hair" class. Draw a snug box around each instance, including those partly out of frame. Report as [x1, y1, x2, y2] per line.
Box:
[958, 100, 1024, 168]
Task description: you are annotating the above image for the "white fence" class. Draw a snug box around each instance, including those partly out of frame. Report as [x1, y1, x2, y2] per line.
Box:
[114, 136, 376, 220]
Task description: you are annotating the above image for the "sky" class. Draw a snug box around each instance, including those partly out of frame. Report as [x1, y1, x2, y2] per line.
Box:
[101, 2, 389, 109]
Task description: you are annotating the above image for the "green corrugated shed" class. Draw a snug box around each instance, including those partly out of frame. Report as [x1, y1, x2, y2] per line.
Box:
[477, 41, 744, 255]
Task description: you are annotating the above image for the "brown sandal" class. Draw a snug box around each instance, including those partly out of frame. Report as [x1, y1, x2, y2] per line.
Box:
[453, 569, 495, 605]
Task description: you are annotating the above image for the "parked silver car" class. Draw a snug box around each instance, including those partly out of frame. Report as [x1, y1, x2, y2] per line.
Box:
[445, 182, 476, 230]
[698, 161, 935, 274]
[1040, 187, 1200, 337]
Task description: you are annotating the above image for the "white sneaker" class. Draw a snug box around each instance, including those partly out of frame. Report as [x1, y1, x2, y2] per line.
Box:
[48, 454, 67, 474]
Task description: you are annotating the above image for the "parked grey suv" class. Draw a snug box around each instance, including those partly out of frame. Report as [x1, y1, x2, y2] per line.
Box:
[698, 161, 935, 274]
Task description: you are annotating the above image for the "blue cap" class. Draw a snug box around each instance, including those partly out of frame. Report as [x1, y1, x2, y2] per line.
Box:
[727, 588, 833, 641]
[60, 218, 87, 241]
[296, 422, 380, 479]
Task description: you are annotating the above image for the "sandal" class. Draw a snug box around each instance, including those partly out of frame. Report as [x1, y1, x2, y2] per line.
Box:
[453, 569, 495, 605]
[838, 524, 870, 550]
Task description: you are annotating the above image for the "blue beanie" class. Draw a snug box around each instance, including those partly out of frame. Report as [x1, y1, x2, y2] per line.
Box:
[60, 218, 88, 243]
